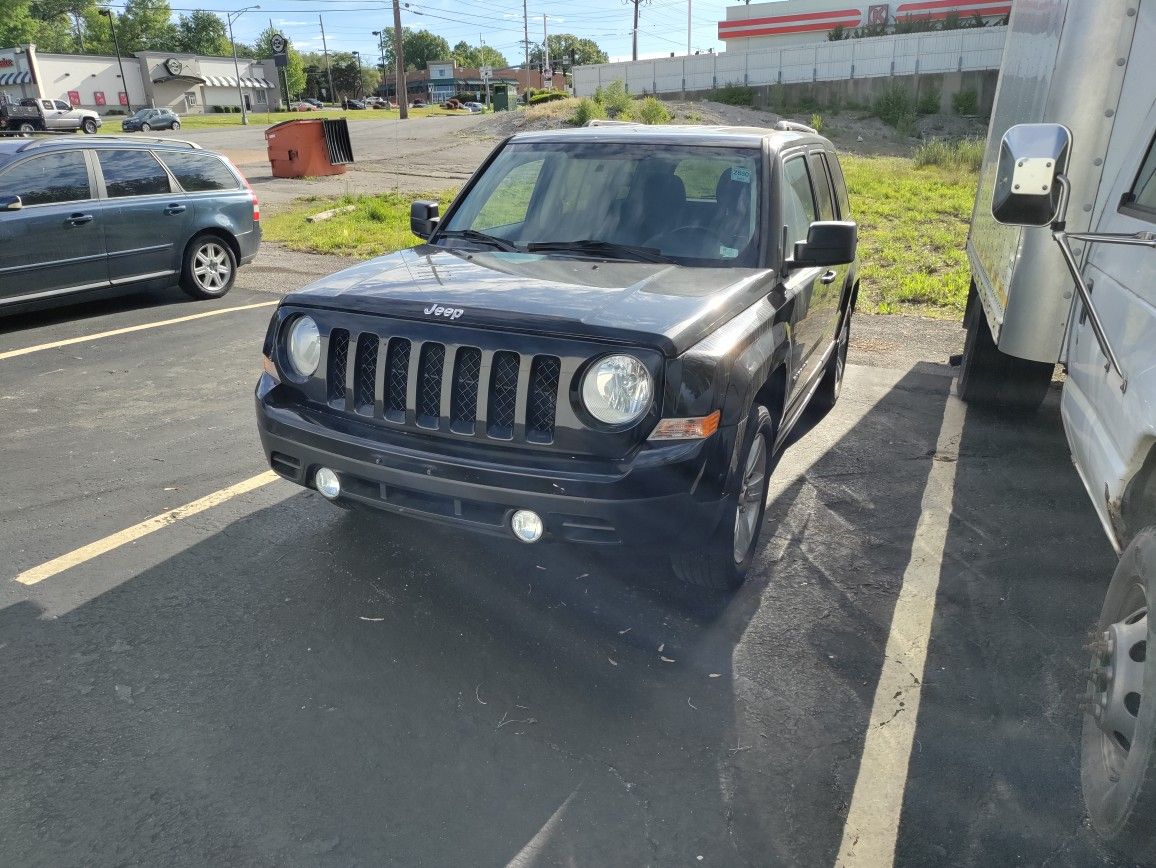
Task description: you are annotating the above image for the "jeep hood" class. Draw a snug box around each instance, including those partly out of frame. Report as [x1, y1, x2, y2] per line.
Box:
[286, 245, 776, 356]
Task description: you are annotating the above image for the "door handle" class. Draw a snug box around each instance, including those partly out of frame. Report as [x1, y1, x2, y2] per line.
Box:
[66, 213, 93, 226]
[164, 204, 187, 215]
[820, 270, 838, 285]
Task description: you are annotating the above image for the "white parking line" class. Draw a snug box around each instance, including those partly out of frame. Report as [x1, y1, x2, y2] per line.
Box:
[0, 300, 277, 362]
[835, 386, 966, 867]
[13, 471, 281, 586]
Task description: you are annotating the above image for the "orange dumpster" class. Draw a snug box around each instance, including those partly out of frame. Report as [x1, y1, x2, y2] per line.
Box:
[265, 118, 354, 178]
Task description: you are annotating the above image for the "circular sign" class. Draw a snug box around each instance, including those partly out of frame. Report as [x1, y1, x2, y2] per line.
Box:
[165, 58, 184, 76]
[271, 34, 287, 54]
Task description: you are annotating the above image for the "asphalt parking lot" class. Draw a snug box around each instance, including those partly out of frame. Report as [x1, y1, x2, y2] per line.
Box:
[0, 279, 1135, 866]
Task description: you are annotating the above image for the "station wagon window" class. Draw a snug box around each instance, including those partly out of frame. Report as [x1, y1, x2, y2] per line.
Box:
[158, 152, 240, 192]
[96, 149, 171, 197]
[1122, 133, 1156, 220]
[782, 156, 818, 250]
[0, 151, 90, 206]
[807, 153, 836, 221]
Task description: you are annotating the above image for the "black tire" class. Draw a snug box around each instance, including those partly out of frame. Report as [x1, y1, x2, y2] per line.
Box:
[171, 120, 181, 130]
[141, 122, 152, 131]
[179, 234, 237, 300]
[1082, 527, 1156, 863]
[81, 118, 97, 135]
[670, 404, 774, 591]
[17, 122, 35, 136]
[812, 307, 851, 415]
[958, 281, 1053, 410]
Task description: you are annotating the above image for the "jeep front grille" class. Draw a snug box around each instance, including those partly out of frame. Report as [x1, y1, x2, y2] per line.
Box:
[333, 330, 562, 444]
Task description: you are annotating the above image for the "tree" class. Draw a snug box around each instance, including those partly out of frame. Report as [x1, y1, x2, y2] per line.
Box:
[528, 34, 608, 69]
[117, 0, 178, 53]
[452, 40, 508, 70]
[253, 26, 306, 97]
[175, 10, 231, 57]
[381, 27, 451, 71]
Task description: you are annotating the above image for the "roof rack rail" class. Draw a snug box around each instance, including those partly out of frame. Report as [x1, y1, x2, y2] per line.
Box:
[774, 119, 818, 135]
[13, 134, 202, 152]
[584, 119, 641, 127]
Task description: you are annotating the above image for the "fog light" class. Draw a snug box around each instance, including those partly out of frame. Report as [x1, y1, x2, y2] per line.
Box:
[511, 509, 544, 543]
[315, 467, 341, 499]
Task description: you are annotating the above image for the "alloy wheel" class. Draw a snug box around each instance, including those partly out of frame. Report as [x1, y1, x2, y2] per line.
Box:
[733, 432, 768, 563]
[192, 242, 232, 292]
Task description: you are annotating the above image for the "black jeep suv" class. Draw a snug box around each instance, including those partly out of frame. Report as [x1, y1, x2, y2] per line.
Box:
[255, 123, 858, 589]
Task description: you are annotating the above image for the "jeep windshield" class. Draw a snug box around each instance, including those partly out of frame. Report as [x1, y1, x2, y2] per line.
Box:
[436, 141, 763, 267]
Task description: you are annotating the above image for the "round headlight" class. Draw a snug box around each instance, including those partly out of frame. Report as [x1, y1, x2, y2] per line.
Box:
[581, 354, 653, 426]
[286, 316, 321, 377]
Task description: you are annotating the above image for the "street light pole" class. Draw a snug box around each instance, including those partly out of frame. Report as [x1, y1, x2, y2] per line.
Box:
[226, 5, 260, 125]
[98, 9, 131, 112]
[352, 51, 362, 98]
[372, 30, 387, 100]
[393, 0, 408, 119]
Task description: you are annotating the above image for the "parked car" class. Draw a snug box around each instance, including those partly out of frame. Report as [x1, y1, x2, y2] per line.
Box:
[256, 122, 858, 590]
[302, 98, 324, 108]
[0, 136, 260, 314]
[342, 98, 366, 110]
[291, 101, 318, 112]
[121, 107, 181, 131]
[464, 102, 485, 112]
[0, 97, 101, 134]
[410, 100, 426, 108]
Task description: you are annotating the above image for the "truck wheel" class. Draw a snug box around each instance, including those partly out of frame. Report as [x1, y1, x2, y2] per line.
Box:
[670, 404, 774, 591]
[17, 122, 35, 136]
[812, 307, 851, 415]
[179, 234, 237, 300]
[81, 118, 97, 134]
[1082, 527, 1156, 863]
[958, 281, 1053, 410]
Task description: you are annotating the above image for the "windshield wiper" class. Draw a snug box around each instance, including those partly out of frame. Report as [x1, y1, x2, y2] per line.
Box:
[435, 229, 519, 252]
[524, 239, 667, 263]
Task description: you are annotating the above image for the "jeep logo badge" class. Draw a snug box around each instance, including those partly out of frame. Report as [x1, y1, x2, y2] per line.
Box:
[424, 304, 464, 320]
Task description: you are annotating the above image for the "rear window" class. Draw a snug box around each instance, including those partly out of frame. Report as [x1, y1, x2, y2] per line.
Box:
[158, 152, 241, 192]
[97, 149, 171, 197]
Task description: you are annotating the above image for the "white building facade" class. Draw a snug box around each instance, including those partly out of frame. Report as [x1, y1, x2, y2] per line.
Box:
[0, 44, 279, 114]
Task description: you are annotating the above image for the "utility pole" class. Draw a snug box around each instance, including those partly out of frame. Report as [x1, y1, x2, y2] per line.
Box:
[627, 0, 649, 62]
[320, 15, 335, 103]
[393, 0, 408, 118]
[543, 15, 549, 88]
[373, 30, 387, 98]
[522, 0, 529, 102]
[687, 0, 691, 55]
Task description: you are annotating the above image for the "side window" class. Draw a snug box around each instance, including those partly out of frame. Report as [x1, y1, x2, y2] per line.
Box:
[807, 153, 836, 221]
[827, 153, 851, 218]
[54, 100, 70, 111]
[0, 151, 91, 206]
[782, 156, 818, 247]
[472, 158, 544, 231]
[41, 100, 53, 111]
[96, 149, 172, 198]
[1122, 133, 1156, 221]
[157, 152, 241, 192]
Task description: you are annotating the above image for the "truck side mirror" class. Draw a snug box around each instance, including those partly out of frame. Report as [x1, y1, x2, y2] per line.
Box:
[0, 194, 22, 211]
[410, 200, 439, 239]
[992, 123, 1072, 226]
[791, 221, 857, 268]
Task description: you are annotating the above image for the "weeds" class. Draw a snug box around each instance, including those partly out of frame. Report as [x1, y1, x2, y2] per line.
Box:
[913, 137, 985, 172]
[570, 97, 607, 126]
[952, 89, 979, 115]
[873, 84, 917, 134]
[634, 96, 672, 125]
[810, 113, 823, 133]
[599, 80, 633, 118]
[713, 83, 756, 107]
[916, 87, 941, 115]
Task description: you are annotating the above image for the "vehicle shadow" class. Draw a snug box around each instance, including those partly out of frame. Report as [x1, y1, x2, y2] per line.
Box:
[0, 363, 1120, 866]
[0, 285, 192, 338]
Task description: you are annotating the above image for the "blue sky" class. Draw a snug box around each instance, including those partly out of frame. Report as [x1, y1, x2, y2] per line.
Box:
[109, 0, 734, 65]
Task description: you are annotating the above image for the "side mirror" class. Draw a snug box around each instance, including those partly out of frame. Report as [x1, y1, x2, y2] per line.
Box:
[0, 194, 22, 211]
[791, 221, 857, 268]
[410, 200, 439, 239]
[992, 123, 1072, 226]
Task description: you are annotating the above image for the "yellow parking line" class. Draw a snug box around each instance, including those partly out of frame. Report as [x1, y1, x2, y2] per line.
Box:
[14, 471, 281, 586]
[835, 387, 967, 867]
[0, 301, 278, 361]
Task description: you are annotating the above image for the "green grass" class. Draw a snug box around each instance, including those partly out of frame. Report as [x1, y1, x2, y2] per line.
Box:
[263, 156, 979, 319]
[842, 154, 977, 316]
[261, 190, 458, 257]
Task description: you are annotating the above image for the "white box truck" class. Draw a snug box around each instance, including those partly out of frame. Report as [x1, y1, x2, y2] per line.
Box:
[962, 0, 1156, 859]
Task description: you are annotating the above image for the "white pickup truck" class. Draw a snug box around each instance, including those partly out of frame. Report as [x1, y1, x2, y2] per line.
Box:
[963, 0, 1156, 860]
[0, 97, 102, 135]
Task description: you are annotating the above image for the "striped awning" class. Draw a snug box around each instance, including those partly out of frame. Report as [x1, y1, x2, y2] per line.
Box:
[202, 75, 276, 88]
[0, 71, 32, 86]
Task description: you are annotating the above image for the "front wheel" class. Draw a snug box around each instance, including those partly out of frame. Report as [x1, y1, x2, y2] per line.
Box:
[81, 118, 97, 134]
[670, 405, 774, 591]
[1082, 527, 1156, 863]
[141, 122, 152, 131]
[171, 120, 181, 130]
[179, 235, 237, 300]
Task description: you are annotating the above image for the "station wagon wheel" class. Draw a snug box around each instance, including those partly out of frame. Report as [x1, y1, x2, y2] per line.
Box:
[1082, 527, 1156, 863]
[171, 120, 181, 130]
[179, 235, 237, 300]
[670, 404, 775, 591]
[81, 118, 97, 134]
[141, 122, 152, 131]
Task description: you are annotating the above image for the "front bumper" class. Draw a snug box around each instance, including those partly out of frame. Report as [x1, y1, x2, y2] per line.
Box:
[255, 375, 734, 547]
